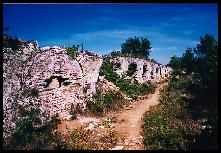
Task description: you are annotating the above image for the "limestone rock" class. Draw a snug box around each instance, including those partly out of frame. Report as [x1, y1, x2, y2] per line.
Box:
[110, 145, 124, 150]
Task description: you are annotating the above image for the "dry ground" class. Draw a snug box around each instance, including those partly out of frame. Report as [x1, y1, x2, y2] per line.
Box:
[58, 82, 166, 150]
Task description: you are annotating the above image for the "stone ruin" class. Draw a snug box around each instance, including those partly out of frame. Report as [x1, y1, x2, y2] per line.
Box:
[110, 56, 172, 84]
[3, 38, 172, 142]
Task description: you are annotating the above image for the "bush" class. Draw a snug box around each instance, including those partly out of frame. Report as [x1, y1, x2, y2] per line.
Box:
[142, 105, 189, 150]
[70, 111, 77, 120]
[87, 90, 127, 116]
[87, 92, 105, 116]
[110, 50, 122, 57]
[5, 106, 70, 150]
[141, 75, 202, 150]
[113, 62, 121, 70]
[66, 44, 78, 59]
[99, 58, 156, 100]
[70, 126, 117, 150]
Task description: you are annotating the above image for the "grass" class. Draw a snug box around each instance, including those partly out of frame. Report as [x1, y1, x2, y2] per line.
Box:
[141, 75, 202, 150]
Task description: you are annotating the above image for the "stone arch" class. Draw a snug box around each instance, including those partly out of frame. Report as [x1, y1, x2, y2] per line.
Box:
[156, 67, 159, 74]
[127, 62, 137, 76]
[143, 64, 148, 74]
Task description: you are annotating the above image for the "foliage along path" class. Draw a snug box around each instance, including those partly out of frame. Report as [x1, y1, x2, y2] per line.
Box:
[58, 82, 166, 150]
[106, 82, 167, 150]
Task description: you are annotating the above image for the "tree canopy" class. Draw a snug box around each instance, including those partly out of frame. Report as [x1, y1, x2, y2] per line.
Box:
[121, 36, 152, 58]
[168, 56, 182, 71]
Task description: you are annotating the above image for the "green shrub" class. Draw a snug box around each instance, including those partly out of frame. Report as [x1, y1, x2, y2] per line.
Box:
[110, 50, 122, 57]
[5, 106, 70, 150]
[87, 90, 127, 116]
[66, 44, 78, 59]
[87, 93, 105, 116]
[71, 111, 77, 120]
[142, 105, 189, 150]
[70, 126, 117, 150]
[99, 58, 156, 100]
[141, 75, 202, 150]
[3, 34, 22, 51]
[113, 62, 121, 70]
[70, 126, 93, 150]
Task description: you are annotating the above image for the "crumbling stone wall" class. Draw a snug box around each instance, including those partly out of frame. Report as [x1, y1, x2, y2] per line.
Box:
[76, 51, 103, 97]
[29, 46, 85, 119]
[3, 42, 103, 142]
[110, 56, 172, 84]
[3, 38, 172, 143]
[3, 39, 41, 143]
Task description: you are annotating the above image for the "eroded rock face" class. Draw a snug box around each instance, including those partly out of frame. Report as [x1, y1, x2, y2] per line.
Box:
[3, 42, 103, 142]
[3, 38, 42, 143]
[110, 56, 172, 83]
[29, 46, 85, 119]
[76, 51, 103, 97]
[3, 38, 172, 143]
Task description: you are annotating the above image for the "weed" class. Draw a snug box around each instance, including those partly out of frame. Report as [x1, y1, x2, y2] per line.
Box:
[70, 111, 77, 120]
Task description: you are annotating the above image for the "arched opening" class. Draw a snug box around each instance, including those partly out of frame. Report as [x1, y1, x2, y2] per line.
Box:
[127, 62, 137, 76]
[156, 67, 159, 74]
[143, 65, 148, 74]
[44, 76, 69, 88]
[113, 62, 121, 70]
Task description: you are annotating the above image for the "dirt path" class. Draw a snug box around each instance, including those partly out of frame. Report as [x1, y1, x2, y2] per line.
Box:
[58, 82, 166, 150]
[106, 82, 166, 150]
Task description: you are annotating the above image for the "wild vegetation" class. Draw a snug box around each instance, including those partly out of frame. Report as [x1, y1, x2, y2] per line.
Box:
[4, 106, 70, 150]
[87, 89, 127, 116]
[66, 44, 78, 59]
[3, 30, 217, 150]
[142, 34, 218, 150]
[86, 39, 156, 116]
[99, 58, 156, 100]
[142, 75, 202, 150]
[70, 126, 117, 150]
[110, 36, 152, 60]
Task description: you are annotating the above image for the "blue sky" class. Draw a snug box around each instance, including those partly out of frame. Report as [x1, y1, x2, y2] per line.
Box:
[3, 4, 218, 64]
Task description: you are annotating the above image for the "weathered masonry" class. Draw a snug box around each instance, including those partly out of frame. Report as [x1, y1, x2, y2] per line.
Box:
[110, 57, 172, 84]
[3, 38, 172, 141]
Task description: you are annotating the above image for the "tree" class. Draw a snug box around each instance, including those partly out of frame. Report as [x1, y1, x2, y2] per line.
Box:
[168, 56, 182, 70]
[110, 50, 121, 57]
[194, 34, 218, 75]
[67, 44, 79, 59]
[181, 48, 195, 74]
[166, 34, 218, 149]
[193, 34, 218, 107]
[121, 36, 152, 58]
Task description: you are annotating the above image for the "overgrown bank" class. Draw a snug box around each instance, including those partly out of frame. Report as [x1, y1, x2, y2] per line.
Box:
[141, 34, 218, 150]
[86, 57, 156, 116]
[99, 58, 156, 100]
[142, 75, 202, 150]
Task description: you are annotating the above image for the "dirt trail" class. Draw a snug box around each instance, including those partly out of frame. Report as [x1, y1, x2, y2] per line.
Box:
[106, 82, 166, 150]
[58, 82, 166, 150]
